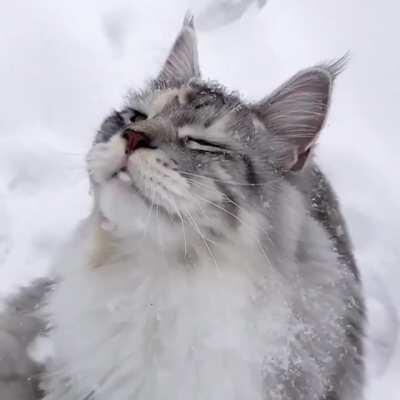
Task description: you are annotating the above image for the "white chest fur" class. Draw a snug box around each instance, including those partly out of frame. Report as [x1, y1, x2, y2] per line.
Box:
[44, 227, 295, 400]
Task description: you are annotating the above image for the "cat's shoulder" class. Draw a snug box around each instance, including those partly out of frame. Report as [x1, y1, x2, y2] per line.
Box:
[289, 162, 359, 279]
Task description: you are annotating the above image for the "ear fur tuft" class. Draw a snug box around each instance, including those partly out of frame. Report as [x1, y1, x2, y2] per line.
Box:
[252, 57, 347, 171]
[157, 13, 200, 83]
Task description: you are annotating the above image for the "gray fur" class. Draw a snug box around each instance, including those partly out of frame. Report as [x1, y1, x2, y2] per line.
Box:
[91, 18, 364, 399]
[0, 16, 364, 400]
[0, 279, 51, 400]
[290, 166, 365, 399]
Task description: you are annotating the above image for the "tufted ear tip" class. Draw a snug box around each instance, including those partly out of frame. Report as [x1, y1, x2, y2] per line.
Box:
[324, 52, 350, 80]
[157, 12, 200, 83]
[183, 11, 195, 29]
[252, 56, 348, 172]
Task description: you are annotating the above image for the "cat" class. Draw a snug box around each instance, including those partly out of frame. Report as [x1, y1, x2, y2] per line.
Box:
[1, 14, 364, 400]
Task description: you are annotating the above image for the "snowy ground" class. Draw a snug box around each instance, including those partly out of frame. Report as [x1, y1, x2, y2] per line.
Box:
[0, 0, 399, 398]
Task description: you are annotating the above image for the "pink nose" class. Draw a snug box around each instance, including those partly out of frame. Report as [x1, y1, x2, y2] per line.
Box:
[122, 129, 151, 154]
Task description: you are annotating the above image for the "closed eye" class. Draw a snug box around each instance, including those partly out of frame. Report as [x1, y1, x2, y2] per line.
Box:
[128, 108, 147, 123]
[185, 137, 230, 154]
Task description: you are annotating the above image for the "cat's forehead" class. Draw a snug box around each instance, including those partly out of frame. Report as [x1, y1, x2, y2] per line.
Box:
[125, 81, 252, 143]
[135, 89, 176, 117]
[127, 81, 237, 118]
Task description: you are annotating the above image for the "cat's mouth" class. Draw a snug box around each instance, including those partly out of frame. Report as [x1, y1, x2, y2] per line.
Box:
[123, 129, 156, 154]
[101, 130, 217, 221]
[110, 167, 129, 181]
[106, 141, 192, 218]
[109, 129, 155, 181]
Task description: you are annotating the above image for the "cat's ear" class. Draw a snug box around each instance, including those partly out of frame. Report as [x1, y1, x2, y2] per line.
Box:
[252, 57, 346, 172]
[158, 13, 200, 82]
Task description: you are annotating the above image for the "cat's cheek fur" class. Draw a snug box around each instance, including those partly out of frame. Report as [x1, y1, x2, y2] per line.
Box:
[125, 149, 198, 215]
[87, 135, 126, 184]
[97, 178, 183, 244]
[97, 179, 151, 236]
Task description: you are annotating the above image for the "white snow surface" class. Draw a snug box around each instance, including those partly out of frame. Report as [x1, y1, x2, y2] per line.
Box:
[0, 0, 399, 398]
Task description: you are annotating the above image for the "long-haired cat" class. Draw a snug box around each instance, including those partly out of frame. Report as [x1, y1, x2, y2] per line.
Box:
[1, 14, 365, 400]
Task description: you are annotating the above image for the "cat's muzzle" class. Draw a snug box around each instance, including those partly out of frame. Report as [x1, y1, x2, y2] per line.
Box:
[122, 129, 153, 155]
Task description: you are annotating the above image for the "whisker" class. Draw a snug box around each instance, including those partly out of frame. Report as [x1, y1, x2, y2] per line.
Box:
[178, 170, 271, 187]
[81, 390, 96, 400]
[186, 190, 272, 268]
[155, 203, 161, 248]
[141, 186, 156, 240]
[170, 197, 188, 257]
[187, 178, 272, 240]
[182, 206, 220, 273]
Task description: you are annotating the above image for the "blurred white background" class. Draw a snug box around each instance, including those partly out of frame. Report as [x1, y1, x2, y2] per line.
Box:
[0, 1, 398, 398]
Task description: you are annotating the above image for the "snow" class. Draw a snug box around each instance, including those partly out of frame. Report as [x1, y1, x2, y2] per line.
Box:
[0, 0, 398, 397]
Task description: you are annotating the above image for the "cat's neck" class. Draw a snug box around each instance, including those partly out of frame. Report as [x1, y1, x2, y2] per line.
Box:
[80, 181, 312, 276]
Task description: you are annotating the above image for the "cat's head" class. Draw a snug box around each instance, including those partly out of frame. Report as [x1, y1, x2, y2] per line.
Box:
[88, 15, 344, 246]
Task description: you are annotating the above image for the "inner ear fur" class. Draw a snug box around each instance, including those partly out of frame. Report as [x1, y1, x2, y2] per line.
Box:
[252, 57, 347, 171]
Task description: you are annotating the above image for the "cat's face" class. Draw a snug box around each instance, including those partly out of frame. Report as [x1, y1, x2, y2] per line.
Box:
[89, 81, 269, 241]
[87, 15, 342, 243]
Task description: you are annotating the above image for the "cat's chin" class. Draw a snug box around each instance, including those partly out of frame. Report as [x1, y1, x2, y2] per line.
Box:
[97, 176, 156, 236]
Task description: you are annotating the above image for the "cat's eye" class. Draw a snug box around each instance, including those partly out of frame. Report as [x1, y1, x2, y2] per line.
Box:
[194, 99, 212, 110]
[129, 109, 147, 123]
[192, 94, 215, 110]
[184, 137, 229, 154]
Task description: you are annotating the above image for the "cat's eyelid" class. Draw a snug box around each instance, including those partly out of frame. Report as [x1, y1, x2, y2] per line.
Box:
[187, 136, 222, 147]
[128, 108, 147, 122]
[186, 137, 230, 153]
[129, 107, 147, 116]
